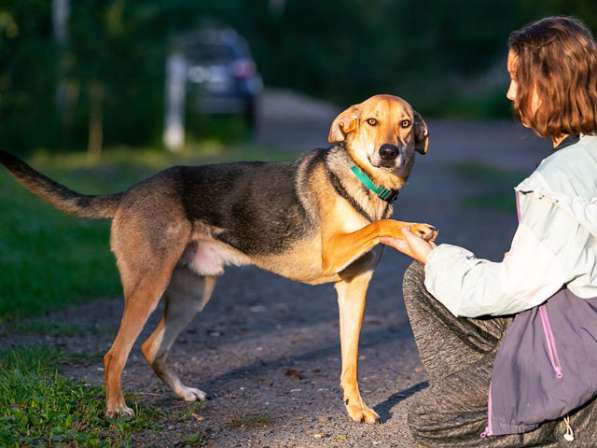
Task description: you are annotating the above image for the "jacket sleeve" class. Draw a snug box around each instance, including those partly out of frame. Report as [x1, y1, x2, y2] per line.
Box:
[423, 191, 588, 317]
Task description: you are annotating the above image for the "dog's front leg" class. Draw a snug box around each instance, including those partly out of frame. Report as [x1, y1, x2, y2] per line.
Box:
[335, 273, 380, 424]
[322, 219, 437, 275]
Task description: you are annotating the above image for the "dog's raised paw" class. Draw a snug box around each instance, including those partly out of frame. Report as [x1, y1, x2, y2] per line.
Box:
[411, 223, 438, 242]
[177, 386, 207, 402]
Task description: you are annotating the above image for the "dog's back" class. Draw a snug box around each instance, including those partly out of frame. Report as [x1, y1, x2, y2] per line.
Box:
[178, 158, 320, 255]
[0, 149, 325, 258]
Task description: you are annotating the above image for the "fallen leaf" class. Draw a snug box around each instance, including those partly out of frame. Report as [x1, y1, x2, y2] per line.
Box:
[285, 368, 305, 380]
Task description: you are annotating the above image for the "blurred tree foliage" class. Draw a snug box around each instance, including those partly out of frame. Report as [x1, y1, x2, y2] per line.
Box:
[0, 0, 595, 153]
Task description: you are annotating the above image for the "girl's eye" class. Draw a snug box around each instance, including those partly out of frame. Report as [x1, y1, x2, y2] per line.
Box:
[400, 119, 411, 128]
[366, 118, 378, 126]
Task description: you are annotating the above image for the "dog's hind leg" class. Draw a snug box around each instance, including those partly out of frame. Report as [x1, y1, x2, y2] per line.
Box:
[103, 260, 183, 418]
[104, 204, 191, 418]
[141, 267, 216, 402]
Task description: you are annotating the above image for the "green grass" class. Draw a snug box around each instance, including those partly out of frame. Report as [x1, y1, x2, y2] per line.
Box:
[452, 161, 526, 211]
[178, 433, 205, 446]
[4, 321, 89, 337]
[0, 347, 165, 447]
[0, 142, 292, 321]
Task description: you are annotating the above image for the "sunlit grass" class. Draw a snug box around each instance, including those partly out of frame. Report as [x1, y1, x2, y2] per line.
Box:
[2, 320, 97, 337]
[0, 347, 166, 447]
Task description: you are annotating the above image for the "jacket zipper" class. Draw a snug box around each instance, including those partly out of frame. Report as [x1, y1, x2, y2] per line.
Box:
[539, 305, 564, 379]
[480, 384, 494, 438]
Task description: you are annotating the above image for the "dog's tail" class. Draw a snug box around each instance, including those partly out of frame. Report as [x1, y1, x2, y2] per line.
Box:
[0, 150, 123, 219]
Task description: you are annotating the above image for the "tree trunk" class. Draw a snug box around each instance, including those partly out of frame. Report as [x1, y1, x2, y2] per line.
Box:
[87, 81, 104, 162]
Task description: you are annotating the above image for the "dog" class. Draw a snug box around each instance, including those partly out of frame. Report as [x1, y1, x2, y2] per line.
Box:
[0, 94, 436, 424]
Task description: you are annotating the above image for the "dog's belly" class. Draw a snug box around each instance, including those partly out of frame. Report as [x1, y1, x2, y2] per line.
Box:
[179, 240, 250, 276]
[248, 232, 329, 281]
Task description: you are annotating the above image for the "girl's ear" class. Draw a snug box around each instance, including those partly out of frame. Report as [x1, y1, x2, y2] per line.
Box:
[413, 110, 429, 154]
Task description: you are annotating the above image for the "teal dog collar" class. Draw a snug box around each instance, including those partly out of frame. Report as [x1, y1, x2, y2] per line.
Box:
[350, 165, 398, 202]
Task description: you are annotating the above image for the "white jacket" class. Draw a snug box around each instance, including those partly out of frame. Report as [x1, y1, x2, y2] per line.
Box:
[424, 134, 597, 317]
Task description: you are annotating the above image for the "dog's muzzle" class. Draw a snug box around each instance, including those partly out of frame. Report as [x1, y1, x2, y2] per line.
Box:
[374, 144, 403, 168]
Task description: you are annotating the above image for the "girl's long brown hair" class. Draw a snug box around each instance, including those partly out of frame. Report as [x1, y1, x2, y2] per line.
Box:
[508, 16, 597, 139]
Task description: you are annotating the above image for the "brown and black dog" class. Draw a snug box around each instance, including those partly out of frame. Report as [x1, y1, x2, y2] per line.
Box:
[0, 94, 436, 423]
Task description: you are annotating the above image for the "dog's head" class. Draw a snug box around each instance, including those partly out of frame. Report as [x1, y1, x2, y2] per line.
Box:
[328, 94, 428, 187]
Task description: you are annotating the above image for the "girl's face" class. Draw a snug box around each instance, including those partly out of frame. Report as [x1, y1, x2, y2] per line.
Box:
[506, 50, 519, 104]
[506, 49, 540, 124]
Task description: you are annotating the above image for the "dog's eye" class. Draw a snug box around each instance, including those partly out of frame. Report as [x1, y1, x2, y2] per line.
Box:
[366, 118, 378, 126]
[400, 119, 411, 128]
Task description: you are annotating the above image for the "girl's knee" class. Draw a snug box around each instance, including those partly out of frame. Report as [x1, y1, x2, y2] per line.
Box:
[407, 393, 438, 444]
[402, 261, 426, 302]
[408, 391, 480, 447]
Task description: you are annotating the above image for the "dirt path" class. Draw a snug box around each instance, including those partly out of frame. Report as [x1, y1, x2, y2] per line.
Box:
[2, 89, 550, 447]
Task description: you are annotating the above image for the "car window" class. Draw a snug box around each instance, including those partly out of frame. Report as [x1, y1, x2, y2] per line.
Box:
[187, 44, 237, 62]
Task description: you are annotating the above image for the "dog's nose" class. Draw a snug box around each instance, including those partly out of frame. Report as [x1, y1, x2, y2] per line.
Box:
[379, 144, 400, 160]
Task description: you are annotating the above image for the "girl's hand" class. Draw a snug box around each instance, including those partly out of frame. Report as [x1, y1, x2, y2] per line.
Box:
[380, 228, 436, 264]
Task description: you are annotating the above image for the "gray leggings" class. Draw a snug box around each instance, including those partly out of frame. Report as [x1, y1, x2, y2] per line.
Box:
[402, 262, 597, 447]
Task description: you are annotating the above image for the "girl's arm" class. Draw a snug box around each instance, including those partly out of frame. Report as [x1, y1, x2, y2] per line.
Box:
[397, 192, 590, 317]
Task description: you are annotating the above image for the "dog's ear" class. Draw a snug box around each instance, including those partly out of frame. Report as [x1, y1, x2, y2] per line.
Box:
[413, 110, 429, 155]
[328, 105, 360, 144]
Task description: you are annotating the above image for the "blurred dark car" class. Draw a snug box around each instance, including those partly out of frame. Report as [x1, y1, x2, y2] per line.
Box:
[185, 29, 263, 130]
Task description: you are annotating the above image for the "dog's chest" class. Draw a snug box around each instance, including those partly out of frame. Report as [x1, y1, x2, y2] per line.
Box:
[334, 197, 390, 233]
[345, 190, 392, 229]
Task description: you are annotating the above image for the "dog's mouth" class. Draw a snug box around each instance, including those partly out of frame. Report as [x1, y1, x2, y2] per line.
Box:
[368, 154, 402, 170]
[376, 159, 400, 169]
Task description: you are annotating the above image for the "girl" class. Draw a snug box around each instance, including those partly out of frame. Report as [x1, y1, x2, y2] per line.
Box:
[383, 16, 597, 447]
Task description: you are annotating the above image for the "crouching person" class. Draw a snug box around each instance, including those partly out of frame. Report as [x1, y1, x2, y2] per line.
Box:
[383, 16, 597, 447]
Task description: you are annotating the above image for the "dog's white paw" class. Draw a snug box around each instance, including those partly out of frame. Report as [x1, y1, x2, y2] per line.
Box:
[345, 401, 380, 424]
[177, 386, 207, 402]
[105, 403, 135, 418]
